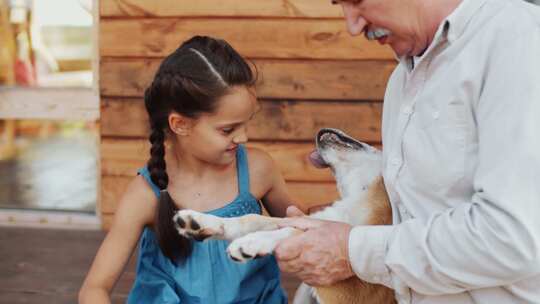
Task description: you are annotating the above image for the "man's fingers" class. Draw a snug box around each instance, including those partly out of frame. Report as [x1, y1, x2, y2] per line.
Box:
[278, 217, 325, 230]
[274, 234, 304, 261]
[285, 205, 305, 217]
[277, 258, 303, 273]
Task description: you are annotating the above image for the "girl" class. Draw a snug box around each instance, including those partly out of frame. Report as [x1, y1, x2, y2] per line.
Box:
[79, 36, 293, 303]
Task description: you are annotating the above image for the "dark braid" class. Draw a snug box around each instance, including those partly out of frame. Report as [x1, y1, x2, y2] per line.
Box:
[148, 126, 167, 189]
[142, 36, 256, 263]
[144, 84, 193, 262]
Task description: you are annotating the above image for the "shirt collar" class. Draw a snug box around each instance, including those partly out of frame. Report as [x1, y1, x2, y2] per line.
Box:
[444, 0, 489, 43]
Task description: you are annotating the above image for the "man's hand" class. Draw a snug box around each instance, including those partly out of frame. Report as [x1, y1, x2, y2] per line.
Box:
[274, 211, 355, 286]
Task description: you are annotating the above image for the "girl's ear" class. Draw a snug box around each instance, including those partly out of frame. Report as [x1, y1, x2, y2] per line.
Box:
[168, 112, 192, 136]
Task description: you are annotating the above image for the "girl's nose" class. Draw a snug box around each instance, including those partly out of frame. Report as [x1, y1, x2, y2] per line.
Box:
[342, 6, 367, 36]
[232, 127, 248, 144]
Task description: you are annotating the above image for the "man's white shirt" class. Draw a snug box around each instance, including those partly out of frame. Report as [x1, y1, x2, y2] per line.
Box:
[348, 0, 540, 303]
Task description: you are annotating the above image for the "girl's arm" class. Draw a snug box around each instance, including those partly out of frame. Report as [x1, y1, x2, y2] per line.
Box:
[247, 148, 295, 218]
[79, 176, 156, 303]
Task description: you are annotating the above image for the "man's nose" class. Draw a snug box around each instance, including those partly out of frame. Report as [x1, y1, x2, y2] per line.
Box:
[343, 8, 367, 36]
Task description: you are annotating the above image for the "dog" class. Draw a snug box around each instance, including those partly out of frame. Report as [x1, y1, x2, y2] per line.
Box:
[173, 128, 396, 304]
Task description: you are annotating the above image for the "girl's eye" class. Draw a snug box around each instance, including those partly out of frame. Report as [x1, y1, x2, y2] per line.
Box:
[221, 127, 234, 134]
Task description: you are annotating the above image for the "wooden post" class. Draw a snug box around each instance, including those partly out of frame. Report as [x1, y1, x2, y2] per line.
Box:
[0, 0, 15, 85]
[0, 0, 17, 160]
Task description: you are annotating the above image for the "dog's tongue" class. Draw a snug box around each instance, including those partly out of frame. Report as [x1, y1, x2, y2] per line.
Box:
[309, 150, 329, 168]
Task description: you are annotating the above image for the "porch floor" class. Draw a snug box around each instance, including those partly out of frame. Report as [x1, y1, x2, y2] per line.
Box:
[0, 226, 301, 303]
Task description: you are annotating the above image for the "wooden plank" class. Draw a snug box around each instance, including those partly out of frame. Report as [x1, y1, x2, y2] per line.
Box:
[100, 18, 394, 60]
[0, 227, 128, 303]
[101, 138, 335, 182]
[0, 87, 99, 121]
[255, 59, 394, 100]
[92, 0, 100, 91]
[101, 0, 343, 18]
[0, 120, 16, 160]
[100, 175, 129, 215]
[101, 175, 338, 214]
[100, 176, 339, 216]
[100, 58, 395, 100]
[101, 98, 383, 142]
[101, 181, 340, 216]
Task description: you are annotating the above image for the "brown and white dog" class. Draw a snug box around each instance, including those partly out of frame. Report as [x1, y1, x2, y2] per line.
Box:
[173, 128, 396, 304]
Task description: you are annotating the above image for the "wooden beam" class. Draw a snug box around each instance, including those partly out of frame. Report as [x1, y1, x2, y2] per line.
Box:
[0, 120, 16, 160]
[100, 18, 394, 60]
[101, 0, 344, 18]
[100, 58, 395, 100]
[100, 175, 339, 215]
[101, 138, 341, 182]
[101, 98, 383, 141]
[92, 0, 100, 92]
[0, 87, 99, 121]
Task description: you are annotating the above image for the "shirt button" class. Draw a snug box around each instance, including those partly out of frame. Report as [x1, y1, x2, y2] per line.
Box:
[433, 111, 440, 119]
[391, 157, 400, 166]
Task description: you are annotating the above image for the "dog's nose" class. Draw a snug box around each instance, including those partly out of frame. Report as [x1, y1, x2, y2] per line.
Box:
[320, 132, 339, 143]
[317, 128, 340, 145]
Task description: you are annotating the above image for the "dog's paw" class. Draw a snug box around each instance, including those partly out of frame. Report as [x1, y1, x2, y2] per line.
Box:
[226, 231, 279, 262]
[173, 210, 225, 241]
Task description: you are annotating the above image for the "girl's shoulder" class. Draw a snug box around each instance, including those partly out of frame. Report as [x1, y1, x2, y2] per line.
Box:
[113, 175, 157, 227]
[245, 146, 276, 174]
[244, 147, 277, 194]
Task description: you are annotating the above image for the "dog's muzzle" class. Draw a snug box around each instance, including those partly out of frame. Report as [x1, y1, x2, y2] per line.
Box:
[308, 128, 366, 168]
[316, 128, 365, 151]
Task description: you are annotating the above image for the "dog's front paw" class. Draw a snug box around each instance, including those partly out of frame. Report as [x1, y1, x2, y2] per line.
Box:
[173, 210, 225, 241]
[227, 231, 278, 262]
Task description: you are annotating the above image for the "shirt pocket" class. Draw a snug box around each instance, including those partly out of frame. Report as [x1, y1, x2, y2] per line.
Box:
[403, 99, 468, 190]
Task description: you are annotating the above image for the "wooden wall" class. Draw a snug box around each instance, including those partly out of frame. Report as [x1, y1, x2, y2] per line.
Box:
[99, 0, 396, 229]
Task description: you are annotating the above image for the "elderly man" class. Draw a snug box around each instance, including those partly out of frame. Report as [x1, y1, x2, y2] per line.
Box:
[275, 0, 540, 303]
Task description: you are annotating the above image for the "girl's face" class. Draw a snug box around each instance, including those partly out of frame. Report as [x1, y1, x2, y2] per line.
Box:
[178, 85, 259, 166]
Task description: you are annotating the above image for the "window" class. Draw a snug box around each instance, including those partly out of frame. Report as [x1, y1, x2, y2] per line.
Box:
[0, 0, 99, 226]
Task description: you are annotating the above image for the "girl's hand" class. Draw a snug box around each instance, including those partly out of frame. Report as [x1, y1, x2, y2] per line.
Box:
[285, 205, 305, 217]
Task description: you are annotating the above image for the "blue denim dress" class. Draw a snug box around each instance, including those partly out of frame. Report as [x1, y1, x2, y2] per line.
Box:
[127, 145, 287, 304]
